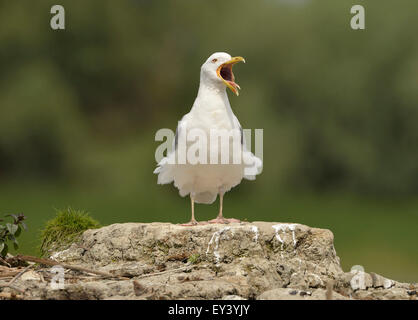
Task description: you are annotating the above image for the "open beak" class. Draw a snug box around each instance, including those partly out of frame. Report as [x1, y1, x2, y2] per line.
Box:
[216, 56, 245, 96]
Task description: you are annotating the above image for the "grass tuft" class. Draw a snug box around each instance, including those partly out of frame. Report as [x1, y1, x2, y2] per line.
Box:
[39, 207, 101, 257]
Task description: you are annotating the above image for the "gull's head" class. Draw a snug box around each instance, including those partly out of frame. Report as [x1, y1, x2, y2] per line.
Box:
[200, 52, 245, 96]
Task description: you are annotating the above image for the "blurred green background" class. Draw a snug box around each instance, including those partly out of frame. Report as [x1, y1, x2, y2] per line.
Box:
[0, 0, 417, 282]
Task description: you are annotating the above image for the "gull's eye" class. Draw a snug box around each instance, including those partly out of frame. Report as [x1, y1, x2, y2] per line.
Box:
[211, 58, 218, 63]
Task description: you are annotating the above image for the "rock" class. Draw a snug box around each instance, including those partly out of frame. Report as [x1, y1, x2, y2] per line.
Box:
[370, 272, 394, 289]
[257, 288, 349, 300]
[222, 295, 246, 300]
[258, 288, 306, 300]
[20, 270, 42, 282]
[349, 270, 373, 290]
[353, 287, 411, 300]
[310, 288, 348, 300]
[1, 221, 415, 300]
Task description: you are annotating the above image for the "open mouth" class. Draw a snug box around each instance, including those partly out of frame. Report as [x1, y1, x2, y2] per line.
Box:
[216, 56, 245, 96]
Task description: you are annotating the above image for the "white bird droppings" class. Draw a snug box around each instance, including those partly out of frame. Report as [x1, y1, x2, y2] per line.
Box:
[206, 227, 231, 264]
[251, 226, 259, 243]
[50, 248, 70, 260]
[272, 223, 298, 252]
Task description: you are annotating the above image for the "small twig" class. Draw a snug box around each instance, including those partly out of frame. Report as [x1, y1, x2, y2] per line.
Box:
[38, 271, 107, 281]
[0, 256, 11, 268]
[0, 277, 13, 281]
[0, 271, 20, 278]
[39, 272, 45, 283]
[135, 263, 194, 280]
[16, 255, 124, 279]
[8, 265, 32, 286]
[0, 265, 31, 294]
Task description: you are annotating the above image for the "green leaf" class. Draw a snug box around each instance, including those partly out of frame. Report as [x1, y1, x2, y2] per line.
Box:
[13, 239, 19, 250]
[6, 223, 18, 235]
[5, 214, 18, 223]
[0, 242, 4, 253]
[0, 243, 8, 257]
[14, 225, 22, 238]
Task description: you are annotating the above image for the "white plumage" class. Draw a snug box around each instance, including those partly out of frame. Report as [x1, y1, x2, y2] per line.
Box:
[154, 52, 262, 224]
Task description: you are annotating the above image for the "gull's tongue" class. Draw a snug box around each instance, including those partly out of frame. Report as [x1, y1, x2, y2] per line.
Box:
[227, 80, 240, 90]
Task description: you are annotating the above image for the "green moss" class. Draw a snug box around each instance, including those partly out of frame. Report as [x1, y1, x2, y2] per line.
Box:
[187, 253, 200, 264]
[39, 207, 101, 257]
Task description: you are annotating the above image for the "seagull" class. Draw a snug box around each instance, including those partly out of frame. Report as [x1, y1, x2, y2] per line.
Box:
[154, 52, 262, 225]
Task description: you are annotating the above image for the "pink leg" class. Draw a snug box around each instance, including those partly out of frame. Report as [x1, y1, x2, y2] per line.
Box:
[208, 191, 240, 224]
[180, 194, 208, 226]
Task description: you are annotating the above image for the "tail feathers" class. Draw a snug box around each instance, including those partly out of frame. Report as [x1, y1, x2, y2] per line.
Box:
[157, 170, 174, 184]
[154, 156, 174, 184]
[243, 152, 263, 180]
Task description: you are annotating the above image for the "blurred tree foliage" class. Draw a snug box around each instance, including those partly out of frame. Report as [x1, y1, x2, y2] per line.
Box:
[0, 0, 417, 195]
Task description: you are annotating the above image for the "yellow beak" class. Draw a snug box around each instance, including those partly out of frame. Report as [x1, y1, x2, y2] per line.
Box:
[216, 56, 246, 96]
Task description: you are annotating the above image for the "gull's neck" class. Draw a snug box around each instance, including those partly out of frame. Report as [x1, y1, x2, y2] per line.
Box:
[192, 75, 232, 114]
[197, 82, 227, 100]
